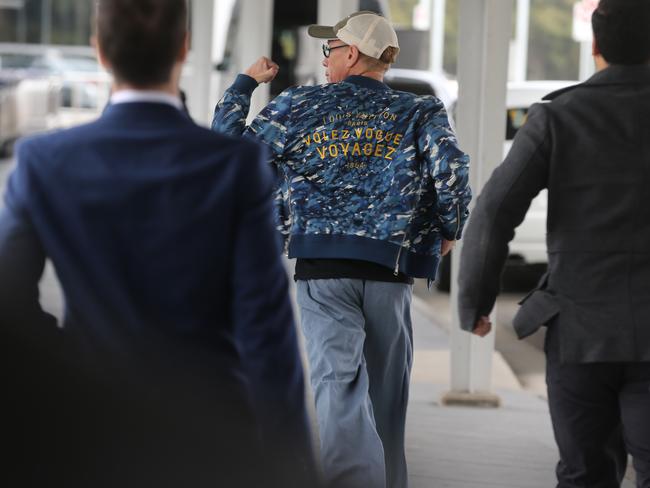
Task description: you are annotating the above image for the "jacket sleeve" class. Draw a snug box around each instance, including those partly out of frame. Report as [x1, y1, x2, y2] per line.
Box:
[457, 103, 551, 332]
[416, 99, 472, 241]
[212, 74, 293, 161]
[230, 142, 317, 484]
[0, 142, 57, 329]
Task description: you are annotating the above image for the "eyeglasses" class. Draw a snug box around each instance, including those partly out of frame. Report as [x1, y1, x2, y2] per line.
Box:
[322, 43, 348, 58]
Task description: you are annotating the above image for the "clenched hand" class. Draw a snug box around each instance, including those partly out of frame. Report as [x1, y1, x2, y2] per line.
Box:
[441, 239, 455, 257]
[245, 57, 280, 84]
[472, 316, 492, 337]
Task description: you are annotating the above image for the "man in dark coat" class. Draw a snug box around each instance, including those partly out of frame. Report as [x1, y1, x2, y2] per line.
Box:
[458, 0, 650, 486]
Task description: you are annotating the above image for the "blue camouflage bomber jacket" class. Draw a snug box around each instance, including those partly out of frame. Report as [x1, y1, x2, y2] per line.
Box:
[212, 74, 471, 280]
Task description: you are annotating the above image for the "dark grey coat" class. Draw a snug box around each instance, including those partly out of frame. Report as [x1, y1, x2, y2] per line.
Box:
[458, 64, 650, 363]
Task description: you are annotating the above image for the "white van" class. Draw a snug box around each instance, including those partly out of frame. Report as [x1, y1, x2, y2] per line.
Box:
[503, 80, 575, 266]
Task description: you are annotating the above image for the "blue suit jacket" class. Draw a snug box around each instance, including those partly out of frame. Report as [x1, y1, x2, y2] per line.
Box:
[0, 102, 314, 478]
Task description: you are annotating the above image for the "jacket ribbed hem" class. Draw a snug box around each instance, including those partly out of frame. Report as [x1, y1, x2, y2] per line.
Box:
[288, 234, 440, 280]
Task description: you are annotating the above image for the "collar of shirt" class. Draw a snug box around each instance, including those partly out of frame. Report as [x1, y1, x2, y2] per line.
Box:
[344, 75, 390, 91]
[110, 90, 183, 110]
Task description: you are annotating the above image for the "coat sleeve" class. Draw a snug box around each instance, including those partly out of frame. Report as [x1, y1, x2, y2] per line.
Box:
[230, 141, 317, 484]
[0, 141, 57, 329]
[416, 99, 472, 240]
[457, 103, 551, 332]
[212, 75, 295, 252]
[211, 74, 293, 161]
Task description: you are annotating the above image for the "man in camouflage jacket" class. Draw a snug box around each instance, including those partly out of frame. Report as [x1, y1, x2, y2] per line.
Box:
[213, 11, 471, 488]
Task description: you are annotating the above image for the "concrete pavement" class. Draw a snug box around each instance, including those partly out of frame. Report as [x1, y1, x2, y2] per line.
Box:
[407, 293, 636, 488]
[406, 295, 557, 487]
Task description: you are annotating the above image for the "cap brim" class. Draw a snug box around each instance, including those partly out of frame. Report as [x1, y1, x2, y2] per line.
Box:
[307, 24, 338, 39]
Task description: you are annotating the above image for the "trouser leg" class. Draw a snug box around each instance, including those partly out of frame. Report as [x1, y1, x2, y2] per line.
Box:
[619, 363, 650, 488]
[546, 356, 627, 488]
[362, 282, 413, 488]
[297, 279, 385, 488]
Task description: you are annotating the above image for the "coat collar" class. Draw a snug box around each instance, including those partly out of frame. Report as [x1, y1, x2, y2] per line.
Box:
[343, 75, 390, 91]
[544, 64, 650, 101]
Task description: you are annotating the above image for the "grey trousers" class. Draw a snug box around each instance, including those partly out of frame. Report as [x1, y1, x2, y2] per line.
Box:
[296, 279, 413, 488]
[545, 325, 650, 487]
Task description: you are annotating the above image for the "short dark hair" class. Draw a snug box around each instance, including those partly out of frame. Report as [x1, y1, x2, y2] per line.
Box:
[96, 0, 188, 87]
[592, 0, 650, 65]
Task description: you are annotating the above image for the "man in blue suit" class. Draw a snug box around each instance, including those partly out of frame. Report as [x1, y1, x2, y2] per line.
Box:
[0, 1, 317, 485]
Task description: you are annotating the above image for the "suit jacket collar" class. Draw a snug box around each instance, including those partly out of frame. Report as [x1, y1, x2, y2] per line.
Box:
[544, 64, 650, 100]
[102, 101, 193, 124]
[110, 90, 183, 110]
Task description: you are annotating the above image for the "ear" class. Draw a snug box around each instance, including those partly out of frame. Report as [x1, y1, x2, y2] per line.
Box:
[92, 35, 112, 73]
[346, 44, 361, 68]
[178, 31, 190, 63]
[592, 38, 600, 57]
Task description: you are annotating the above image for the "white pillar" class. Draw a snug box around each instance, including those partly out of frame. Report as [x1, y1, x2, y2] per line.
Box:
[316, 0, 360, 84]
[187, 0, 215, 126]
[429, 0, 446, 75]
[512, 0, 530, 82]
[443, 0, 514, 407]
[579, 41, 595, 80]
[238, 0, 274, 120]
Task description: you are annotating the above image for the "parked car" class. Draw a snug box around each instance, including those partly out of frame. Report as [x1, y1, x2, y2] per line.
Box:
[0, 46, 111, 147]
[0, 47, 110, 108]
[384, 67, 457, 112]
[0, 66, 61, 156]
[27, 52, 111, 110]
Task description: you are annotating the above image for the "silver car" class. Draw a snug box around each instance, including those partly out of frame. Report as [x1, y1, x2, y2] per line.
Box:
[0, 59, 61, 156]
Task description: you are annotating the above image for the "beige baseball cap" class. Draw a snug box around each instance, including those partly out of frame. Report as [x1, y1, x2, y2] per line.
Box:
[308, 11, 400, 60]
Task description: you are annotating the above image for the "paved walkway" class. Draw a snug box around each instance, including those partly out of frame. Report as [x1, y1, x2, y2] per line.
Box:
[406, 296, 636, 488]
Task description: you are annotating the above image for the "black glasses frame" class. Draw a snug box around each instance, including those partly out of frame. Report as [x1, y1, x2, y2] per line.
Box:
[322, 43, 348, 58]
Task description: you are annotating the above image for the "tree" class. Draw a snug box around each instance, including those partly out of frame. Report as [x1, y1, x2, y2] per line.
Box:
[528, 0, 579, 80]
[388, 0, 421, 27]
[390, 0, 580, 80]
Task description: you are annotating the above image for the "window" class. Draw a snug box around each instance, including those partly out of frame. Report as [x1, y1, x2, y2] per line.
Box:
[0, 0, 92, 46]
